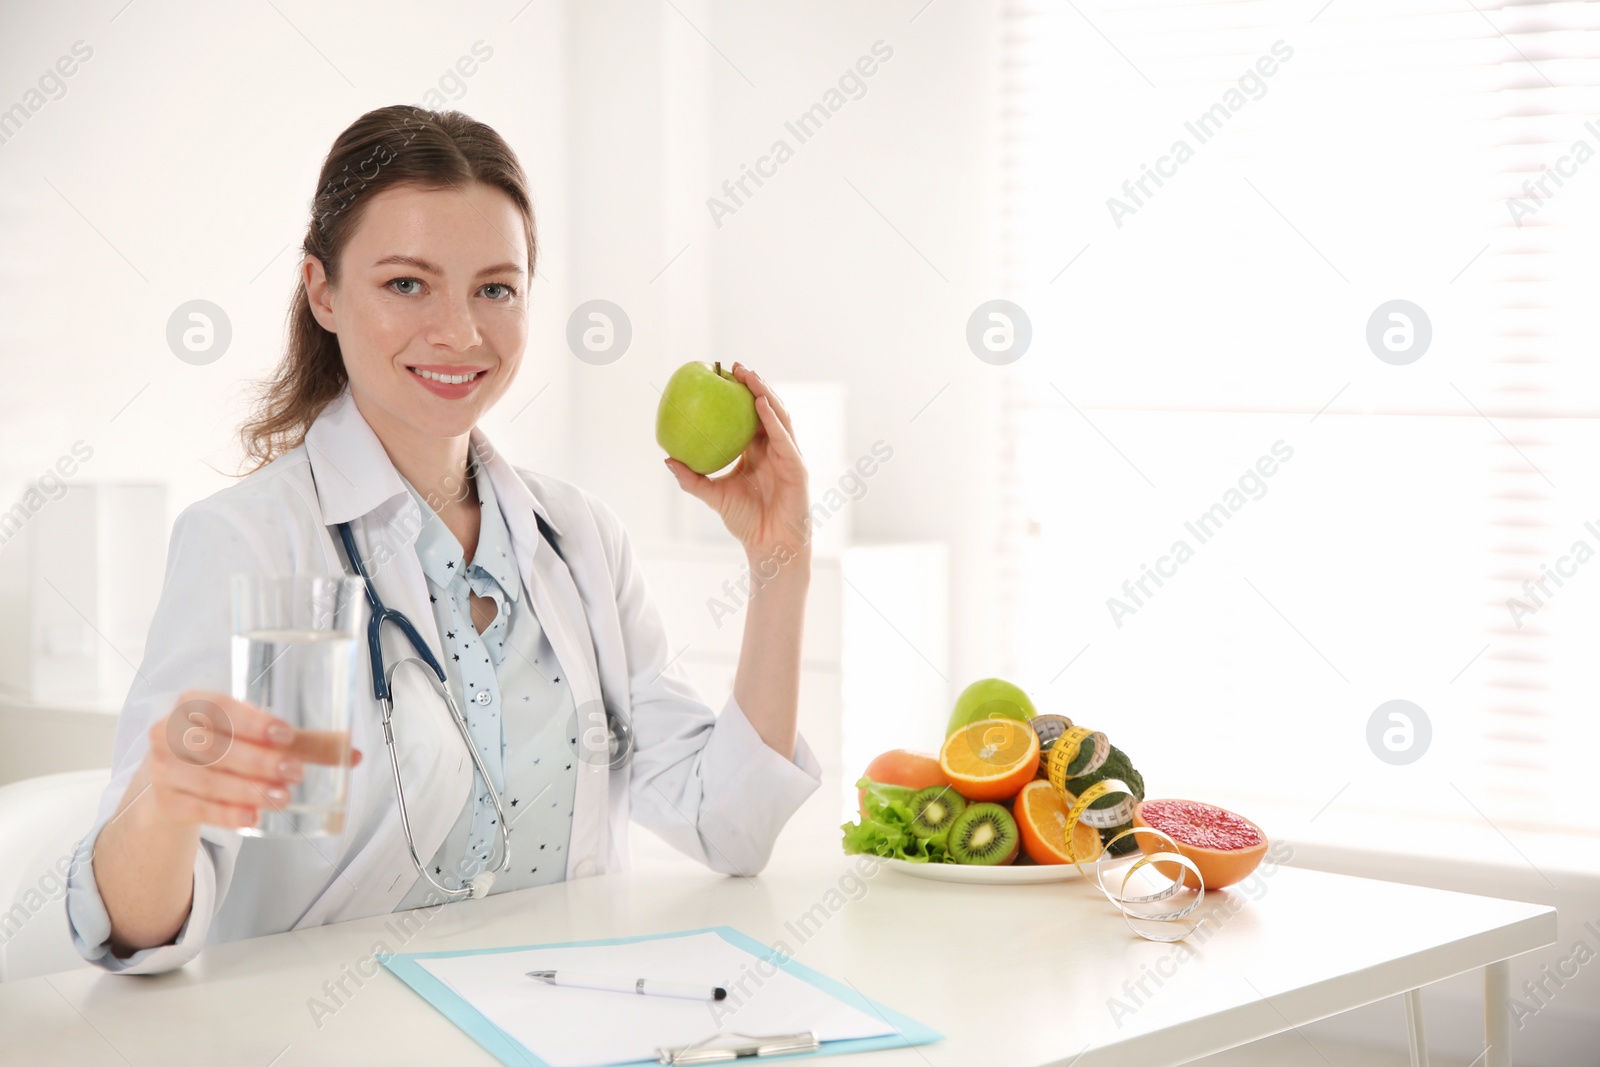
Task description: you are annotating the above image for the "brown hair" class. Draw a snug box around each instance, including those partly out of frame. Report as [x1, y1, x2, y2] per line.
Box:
[239, 105, 537, 473]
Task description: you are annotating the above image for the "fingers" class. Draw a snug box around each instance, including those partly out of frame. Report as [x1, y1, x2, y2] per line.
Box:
[288, 728, 360, 767]
[751, 392, 806, 469]
[159, 690, 362, 767]
[732, 362, 795, 439]
[664, 456, 720, 506]
[167, 690, 296, 756]
[158, 754, 289, 814]
[146, 691, 364, 832]
[733, 363, 804, 468]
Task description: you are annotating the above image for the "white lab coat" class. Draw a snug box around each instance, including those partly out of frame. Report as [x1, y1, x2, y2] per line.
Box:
[69, 388, 821, 974]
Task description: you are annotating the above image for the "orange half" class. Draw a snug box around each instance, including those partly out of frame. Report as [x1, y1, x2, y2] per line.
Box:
[1016, 780, 1103, 864]
[939, 718, 1040, 802]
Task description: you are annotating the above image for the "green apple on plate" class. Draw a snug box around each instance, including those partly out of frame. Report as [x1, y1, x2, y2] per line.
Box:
[946, 677, 1038, 736]
[656, 361, 761, 475]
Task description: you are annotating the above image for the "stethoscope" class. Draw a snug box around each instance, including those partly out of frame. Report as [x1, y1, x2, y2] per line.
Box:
[332, 516, 634, 901]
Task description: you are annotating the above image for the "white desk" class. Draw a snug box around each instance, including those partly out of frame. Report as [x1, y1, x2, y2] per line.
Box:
[5, 849, 1554, 1066]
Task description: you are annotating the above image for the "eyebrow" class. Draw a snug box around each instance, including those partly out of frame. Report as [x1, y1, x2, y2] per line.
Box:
[371, 254, 526, 277]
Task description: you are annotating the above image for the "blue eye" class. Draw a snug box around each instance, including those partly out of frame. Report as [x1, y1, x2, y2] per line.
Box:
[386, 278, 517, 300]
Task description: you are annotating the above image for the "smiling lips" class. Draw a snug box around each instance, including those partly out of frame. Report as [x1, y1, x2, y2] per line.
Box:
[408, 363, 488, 399]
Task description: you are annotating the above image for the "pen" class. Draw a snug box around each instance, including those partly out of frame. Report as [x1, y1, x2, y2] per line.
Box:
[527, 969, 728, 1001]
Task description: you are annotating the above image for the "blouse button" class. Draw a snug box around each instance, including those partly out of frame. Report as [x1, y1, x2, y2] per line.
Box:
[474, 690, 493, 706]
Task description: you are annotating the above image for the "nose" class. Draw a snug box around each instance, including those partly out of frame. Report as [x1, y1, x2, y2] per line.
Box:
[427, 291, 481, 351]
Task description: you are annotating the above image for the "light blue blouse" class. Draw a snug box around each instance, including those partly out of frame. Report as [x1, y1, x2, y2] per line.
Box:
[392, 446, 579, 909]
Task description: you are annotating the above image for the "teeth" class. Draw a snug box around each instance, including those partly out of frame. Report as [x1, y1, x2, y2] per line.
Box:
[412, 368, 480, 385]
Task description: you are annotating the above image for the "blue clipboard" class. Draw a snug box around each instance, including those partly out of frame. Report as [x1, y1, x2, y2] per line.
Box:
[377, 924, 943, 1066]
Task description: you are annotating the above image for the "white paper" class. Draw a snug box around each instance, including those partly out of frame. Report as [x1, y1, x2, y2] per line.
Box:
[417, 931, 899, 1067]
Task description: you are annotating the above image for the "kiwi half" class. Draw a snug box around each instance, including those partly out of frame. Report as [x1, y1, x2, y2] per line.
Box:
[908, 786, 967, 839]
[947, 802, 1019, 865]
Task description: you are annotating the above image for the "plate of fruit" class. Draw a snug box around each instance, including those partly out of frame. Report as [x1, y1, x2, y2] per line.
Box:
[843, 678, 1274, 890]
[842, 678, 1152, 883]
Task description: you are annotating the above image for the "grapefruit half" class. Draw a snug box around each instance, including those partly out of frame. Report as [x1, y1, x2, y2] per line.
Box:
[1132, 798, 1268, 890]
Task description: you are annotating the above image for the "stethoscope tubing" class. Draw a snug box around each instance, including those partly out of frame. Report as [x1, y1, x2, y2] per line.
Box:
[383, 660, 513, 900]
[335, 521, 512, 900]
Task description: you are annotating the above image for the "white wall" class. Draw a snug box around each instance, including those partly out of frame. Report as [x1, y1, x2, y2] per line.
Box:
[564, 0, 1004, 720]
[0, 0, 573, 542]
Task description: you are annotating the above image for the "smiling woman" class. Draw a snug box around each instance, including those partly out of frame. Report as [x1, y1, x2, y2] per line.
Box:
[65, 105, 822, 975]
[241, 107, 537, 476]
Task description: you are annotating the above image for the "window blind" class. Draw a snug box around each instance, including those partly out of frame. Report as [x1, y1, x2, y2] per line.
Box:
[998, 0, 1600, 834]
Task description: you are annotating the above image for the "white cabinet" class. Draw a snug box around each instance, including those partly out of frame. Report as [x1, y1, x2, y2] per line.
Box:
[0, 482, 166, 706]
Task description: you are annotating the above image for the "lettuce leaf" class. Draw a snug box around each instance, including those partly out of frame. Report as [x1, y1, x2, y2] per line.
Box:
[840, 777, 952, 863]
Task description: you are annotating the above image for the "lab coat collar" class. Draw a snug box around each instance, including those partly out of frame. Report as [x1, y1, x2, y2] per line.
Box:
[471, 423, 562, 540]
[302, 389, 410, 527]
[302, 387, 560, 539]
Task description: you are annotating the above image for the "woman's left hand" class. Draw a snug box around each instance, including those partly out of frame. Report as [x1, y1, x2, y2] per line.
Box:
[664, 362, 811, 564]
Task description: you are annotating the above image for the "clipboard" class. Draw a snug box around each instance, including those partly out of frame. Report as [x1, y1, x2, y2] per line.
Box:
[377, 925, 943, 1067]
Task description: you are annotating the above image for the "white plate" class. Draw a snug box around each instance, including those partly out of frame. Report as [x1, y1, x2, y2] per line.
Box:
[881, 854, 1133, 884]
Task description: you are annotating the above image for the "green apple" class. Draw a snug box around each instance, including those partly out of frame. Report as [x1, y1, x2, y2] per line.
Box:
[656, 361, 761, 475]
[946, 677, 1038, 736]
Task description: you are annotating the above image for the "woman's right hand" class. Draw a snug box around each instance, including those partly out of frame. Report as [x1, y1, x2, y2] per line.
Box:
[142, 690, 363, 831]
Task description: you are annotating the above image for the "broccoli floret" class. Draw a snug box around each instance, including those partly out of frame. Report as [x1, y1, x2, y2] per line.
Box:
[1061, 743, 1145, 854]
[1065, 744, 1144, 809]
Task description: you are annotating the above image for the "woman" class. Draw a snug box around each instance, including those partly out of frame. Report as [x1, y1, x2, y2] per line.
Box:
[65, 106, 820, 975]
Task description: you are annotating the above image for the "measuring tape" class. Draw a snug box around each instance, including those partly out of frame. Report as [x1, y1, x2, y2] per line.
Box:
[1045, 732, 1208, 943]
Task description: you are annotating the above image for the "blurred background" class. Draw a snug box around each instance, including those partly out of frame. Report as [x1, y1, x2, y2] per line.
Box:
[1, 0, 1598, 1061]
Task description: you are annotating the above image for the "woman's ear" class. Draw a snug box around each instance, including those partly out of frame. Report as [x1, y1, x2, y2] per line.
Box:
[303, 255, 337, 334]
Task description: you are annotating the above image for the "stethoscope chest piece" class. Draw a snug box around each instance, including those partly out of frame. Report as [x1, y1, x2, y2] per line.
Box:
[604, 705, 635, 771]
[570, 700, 635, 772]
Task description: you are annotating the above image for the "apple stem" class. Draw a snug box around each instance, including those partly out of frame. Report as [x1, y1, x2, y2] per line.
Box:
[715, 361, 721, 376]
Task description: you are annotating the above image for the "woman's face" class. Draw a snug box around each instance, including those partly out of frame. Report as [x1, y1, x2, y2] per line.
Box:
[304, 181, 529, 444]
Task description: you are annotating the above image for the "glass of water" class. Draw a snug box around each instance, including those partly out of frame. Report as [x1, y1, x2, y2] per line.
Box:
[230, 573, 362, 837]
